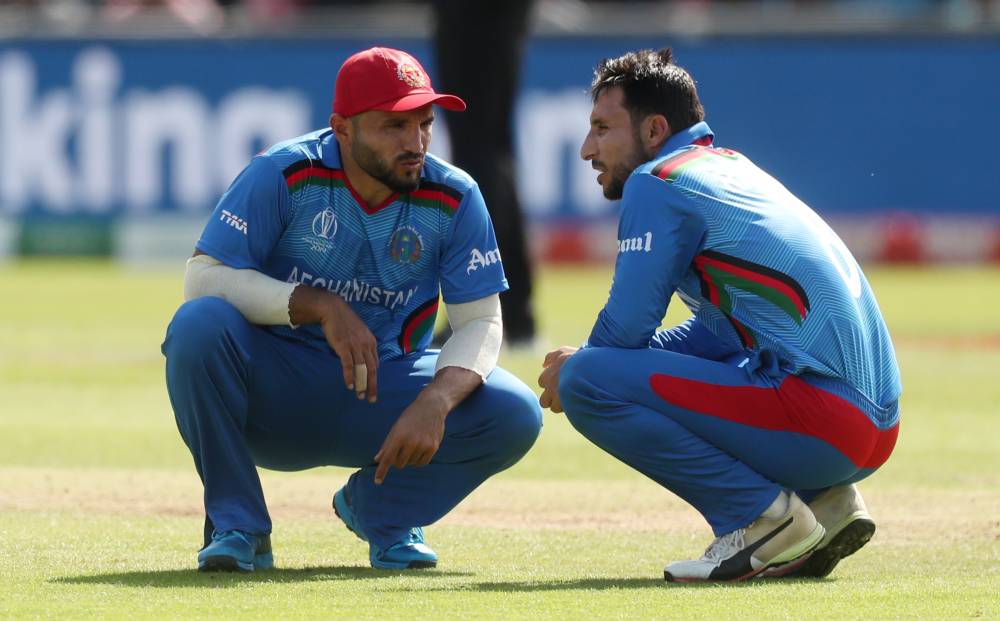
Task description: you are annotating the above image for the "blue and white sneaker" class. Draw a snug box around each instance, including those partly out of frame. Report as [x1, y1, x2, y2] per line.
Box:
[198, 529, 273, 572]
[332, 485, 438, 569]
[369, 527, 438, 570]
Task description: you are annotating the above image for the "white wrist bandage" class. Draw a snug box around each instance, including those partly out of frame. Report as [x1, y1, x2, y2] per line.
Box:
[183, 254, 297, 327]
[435, 293, 503, 381]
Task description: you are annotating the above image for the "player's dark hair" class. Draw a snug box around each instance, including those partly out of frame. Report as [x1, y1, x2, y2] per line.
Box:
[590, 48, 705, 133]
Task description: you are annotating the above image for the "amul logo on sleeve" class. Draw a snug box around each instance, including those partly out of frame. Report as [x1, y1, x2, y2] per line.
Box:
[467, 247, 501, 274]
[617, 231, 652, 254]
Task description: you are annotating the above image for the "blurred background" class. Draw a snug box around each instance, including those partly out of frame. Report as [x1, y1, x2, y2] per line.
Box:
[0, 0, 998, 268]
[1, 6, 999, 617]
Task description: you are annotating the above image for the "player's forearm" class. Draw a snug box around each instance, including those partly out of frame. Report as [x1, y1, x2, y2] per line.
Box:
[435, 294, 502, 380]
[184, 253, 296, 326]
[287, 282, 350, 326]
[415, 366, 484, 417]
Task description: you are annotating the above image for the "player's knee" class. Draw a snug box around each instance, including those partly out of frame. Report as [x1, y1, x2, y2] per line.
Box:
[557, 348, 604, 417]
[485, 373, 543, 455]
[162, 296, 245, 363]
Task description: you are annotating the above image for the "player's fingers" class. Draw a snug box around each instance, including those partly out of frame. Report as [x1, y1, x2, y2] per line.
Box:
[363, 349, 378, 403]
[354, 362, 367, 390]
[539, 388, 552, 410]
[354, 362, 367, 400]
[549, 393, 564, 414]
[545, 348, 569, 366]
[374, 457, 391, 485]
[341, 350, 356, 391]
[394, 444, 417, 469]
[374, 439, 396, 484]
[537, 368, 549, 389]
[414, 447, 436, 467]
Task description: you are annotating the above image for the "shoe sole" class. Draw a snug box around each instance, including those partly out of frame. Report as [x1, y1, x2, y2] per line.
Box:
[198, 551, 273, 573]
[371, 558, 438, 570]
[783, 515, 875, 578]
[665, 523, 824, 583]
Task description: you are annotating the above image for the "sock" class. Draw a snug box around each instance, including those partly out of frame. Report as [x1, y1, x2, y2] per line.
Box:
[761, 491, 790, 519]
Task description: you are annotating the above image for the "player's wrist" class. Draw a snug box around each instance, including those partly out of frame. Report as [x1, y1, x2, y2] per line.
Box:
[290, 284, 344, 325]
[414, 383, 455, 419]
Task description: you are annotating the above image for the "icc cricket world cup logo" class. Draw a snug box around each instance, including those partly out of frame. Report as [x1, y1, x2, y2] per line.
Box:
[312, 208, 338, 240]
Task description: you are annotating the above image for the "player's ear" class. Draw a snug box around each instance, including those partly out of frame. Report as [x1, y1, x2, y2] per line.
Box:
[643, 114, 671, 154]
[330, 113, 351, 143]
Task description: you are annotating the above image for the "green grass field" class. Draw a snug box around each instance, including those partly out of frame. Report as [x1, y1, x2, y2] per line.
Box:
[1, 261, 998, 620]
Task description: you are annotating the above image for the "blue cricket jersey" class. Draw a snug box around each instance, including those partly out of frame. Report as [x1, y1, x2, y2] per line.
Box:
[196, 129, 508, 360]
[588, 122, 901, 420]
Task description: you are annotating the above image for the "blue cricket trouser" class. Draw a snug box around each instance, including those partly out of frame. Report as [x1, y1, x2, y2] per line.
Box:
[558, 319, 899, 536]
[162, 297, 542, 550]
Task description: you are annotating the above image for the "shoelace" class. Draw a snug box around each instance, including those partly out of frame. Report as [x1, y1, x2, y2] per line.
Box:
[701, 528, 746, 563]
[403, 527, 424, 544]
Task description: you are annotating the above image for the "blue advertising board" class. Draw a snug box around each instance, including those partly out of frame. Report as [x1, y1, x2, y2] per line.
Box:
[1, 36, 998, 223]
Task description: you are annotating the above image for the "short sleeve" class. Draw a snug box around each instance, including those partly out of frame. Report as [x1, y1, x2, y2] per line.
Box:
[439, 183, 510, 304]
[195, 156, 291, 270]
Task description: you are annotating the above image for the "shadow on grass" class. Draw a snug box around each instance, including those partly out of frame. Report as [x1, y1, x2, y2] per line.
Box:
[53, 569, 827, 591]
[52, 566, 473, 588]
[402, 576, 824, 592]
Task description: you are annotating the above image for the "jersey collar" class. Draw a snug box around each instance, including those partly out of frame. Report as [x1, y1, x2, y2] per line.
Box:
[655, 121, 715, 159]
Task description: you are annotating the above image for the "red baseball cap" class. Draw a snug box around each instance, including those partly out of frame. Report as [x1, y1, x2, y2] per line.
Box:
[333, 47, 466, 118]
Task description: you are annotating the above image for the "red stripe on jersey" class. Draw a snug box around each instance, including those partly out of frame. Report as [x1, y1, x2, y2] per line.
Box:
[653, 149, 706, 180]
[409, 188, 460, 212]
[695, 254, 808, 319]
[284, 166, 345, 188]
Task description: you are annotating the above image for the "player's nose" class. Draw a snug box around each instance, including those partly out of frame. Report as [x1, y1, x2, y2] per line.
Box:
[580, 132, 597, 161]
[401, 125, 425, 154]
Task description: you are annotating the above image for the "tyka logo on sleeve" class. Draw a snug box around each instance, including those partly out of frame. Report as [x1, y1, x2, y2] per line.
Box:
[220, 209, 248, 235]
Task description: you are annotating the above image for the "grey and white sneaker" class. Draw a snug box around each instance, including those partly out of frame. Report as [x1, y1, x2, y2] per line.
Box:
[775, 484, 876, 578]
[664, 492, 825, 583]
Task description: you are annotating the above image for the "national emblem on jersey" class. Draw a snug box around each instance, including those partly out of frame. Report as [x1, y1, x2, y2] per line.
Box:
[389, 225, 424, 265]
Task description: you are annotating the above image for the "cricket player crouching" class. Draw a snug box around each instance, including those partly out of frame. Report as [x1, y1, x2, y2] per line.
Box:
[162, 47, 542, 572]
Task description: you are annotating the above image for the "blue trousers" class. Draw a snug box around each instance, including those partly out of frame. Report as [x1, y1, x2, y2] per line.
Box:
[558, 320, 898, 536]
[162, 297, 542, 550]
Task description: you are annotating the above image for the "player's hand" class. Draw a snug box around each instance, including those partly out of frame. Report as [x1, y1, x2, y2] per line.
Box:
[373, 394, 448, 485]
[537, 346, 578, 413]
[318, 295, 379, 403]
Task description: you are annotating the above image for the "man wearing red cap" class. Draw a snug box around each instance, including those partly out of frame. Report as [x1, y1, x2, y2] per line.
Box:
[162, 47, 542, 572]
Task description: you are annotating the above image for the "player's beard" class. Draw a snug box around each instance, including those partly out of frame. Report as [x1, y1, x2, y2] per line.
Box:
[601, 132, 650, 200]
[351, 134, 423, 194]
